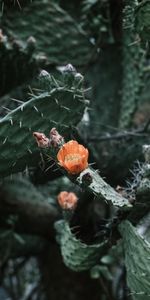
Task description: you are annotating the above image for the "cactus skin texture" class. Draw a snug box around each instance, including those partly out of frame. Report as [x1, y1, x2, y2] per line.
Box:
[77, 167, 132, 208]
[0, 32, 45, 97]
[0, 69, 87, 178]
[135, 0, 150, 41]
[119, 221, 150, 300]
[1, 0, 93, 66]
[119, 1, 146, 128]
[54, 220, 108, 272]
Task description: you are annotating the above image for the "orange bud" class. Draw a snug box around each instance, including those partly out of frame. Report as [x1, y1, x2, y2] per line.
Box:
[57, 140, 89, 174]
[57, 191, 78, 210]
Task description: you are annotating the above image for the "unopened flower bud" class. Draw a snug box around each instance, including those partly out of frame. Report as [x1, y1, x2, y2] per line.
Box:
[33, 132, 49, 148]
[57, 191, 78, 210]
[63, 64, 76, 74]
[49, 128, 64, 148]
[27, 36, 36, 53]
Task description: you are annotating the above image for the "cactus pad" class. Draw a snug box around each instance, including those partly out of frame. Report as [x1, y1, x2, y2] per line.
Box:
[55, 220, 108, 271]
[119, 221, 150, 300]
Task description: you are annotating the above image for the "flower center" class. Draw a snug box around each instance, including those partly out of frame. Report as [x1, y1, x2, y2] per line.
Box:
[65, 153, 81, 162]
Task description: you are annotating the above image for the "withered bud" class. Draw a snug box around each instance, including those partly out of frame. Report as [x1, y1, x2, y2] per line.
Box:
[82, 172, 93, 185]
[116, 185, 127, 198]
[57, 191, 78, 210]
[33, 132, 49, 148]
[49, 128, 64, 148]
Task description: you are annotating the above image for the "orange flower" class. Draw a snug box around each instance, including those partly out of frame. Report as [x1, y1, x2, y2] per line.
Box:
[57, 191, 78, 210]
[57, 140, 89, 174]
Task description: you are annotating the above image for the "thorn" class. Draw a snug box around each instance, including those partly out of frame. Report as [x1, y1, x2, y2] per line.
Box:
[12, 162, 16, 167]
[28, 127, 32, 131]
[10, 119, 13, 126]
[51, 76, 59, 87]
[41, 112, 44, 118]
[3, 137, 8, 144]
[2, 106, 11, 112]
[34, 106, 39, 112]
[21, 105, 24, 112]
[27, 148, 32, 154]
[53, 167, 60, 172]
[61, 124, 68, 128]
[51, 120, 58, 125]
[55, 98, 59, 105]
[60, 105, 70, 111]
[19, 121, 22, 128]
[11, 98, 23, 104]
[44, 162, 56, 172]
[28, 85, 35, 97]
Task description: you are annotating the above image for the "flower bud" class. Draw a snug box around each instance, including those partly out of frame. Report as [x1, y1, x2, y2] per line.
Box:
[33, 132, 49, 148]
[49, 128, 64, 148]
[57, 191, 78, 210]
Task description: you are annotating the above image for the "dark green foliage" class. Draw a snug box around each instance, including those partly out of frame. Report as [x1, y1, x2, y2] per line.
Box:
[135, 0, 150, 41]
[119, 1, 146, 128]
[81, 0, 113, 44]
[0, 32, 44, 97]
[1, 0, 93, 66]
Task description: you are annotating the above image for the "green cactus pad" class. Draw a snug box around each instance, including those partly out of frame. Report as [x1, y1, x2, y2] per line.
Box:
[77, 167, 132, 208]
[135, 0, 150, 41]
[1, 0, 93, 66]
[119, 2, 146, 128]
[0, 71, 87, 178]
[54, 220, 108, 271]
[0, 33, 41, 97]
[119, 221, 150, 300]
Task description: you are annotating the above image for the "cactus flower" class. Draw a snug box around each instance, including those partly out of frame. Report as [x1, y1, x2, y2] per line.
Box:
[57, 191, 78, 210]
[57, 140, 88, 174]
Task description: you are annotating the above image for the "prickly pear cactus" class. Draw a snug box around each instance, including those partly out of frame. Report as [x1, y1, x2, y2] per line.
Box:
[55, 220, 108, 271]
[135, 0, 150, 41]
[119, 221, 150, 300]
[0, 31, 42, 97]
[0, 68, 88, 178]
[1, 0, 93, 66]
[119, 1, 146, 128]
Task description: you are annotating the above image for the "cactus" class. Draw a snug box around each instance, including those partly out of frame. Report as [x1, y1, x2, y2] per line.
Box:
[119, 221, 150, 300]
[135, 0, 150, 41]
[119, 1, 146, 128]
[0, 2, 150, 299]
[0, 68, 88, 178]
[0, 31, 46, 97]
[34, 129, 132, 208]
[1, 0, 93, 66]
[76, 167, 132, 208]
[54, 220, 108, 272]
